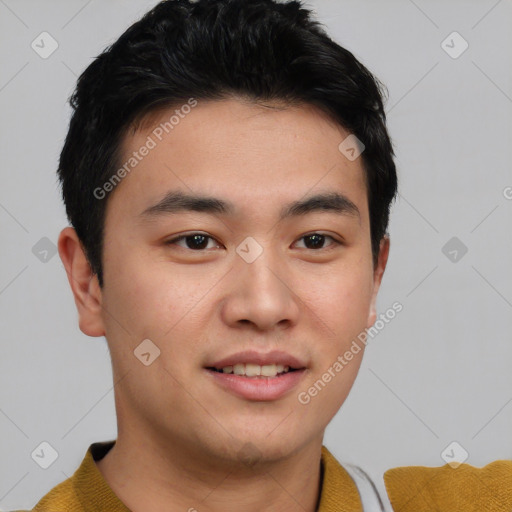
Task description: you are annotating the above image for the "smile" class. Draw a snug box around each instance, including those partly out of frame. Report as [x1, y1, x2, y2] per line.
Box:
[207, 363, 298, 378]
[205, 367, 307, 401]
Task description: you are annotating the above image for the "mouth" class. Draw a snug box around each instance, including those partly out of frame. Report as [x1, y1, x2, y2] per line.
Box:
[204, 359, 307, 401]
[206, 363, 301, 378]
[203, 350, 308, 401]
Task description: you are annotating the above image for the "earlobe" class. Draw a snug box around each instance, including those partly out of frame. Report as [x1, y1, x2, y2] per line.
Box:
[58, 227, 106, 337]
[366, 236, 390, 329]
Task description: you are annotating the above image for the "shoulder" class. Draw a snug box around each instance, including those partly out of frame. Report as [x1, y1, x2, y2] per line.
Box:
[28, 476, 80, 511]
[13, 441, 116, 511]
[384, 459, 512, 512]
[3, 476, 78, 512]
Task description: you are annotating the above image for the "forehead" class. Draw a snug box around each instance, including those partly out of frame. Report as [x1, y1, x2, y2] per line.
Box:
[108, 98, 369, 223]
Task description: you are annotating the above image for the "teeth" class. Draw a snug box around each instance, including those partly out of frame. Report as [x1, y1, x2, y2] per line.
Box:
[233, 364, 245, 375]
[218, 363, 292, 377]
[245, 363, 261, 376]
[261, 364, 277, 377]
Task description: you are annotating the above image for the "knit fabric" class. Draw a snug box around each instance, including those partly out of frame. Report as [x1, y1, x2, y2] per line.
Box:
[384, 459, 512, 511]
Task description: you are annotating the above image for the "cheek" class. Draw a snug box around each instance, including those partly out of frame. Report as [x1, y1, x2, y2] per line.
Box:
[303, 265, 374, 341]
[293, 270, 371, 426]
[102, 247, 219, 342]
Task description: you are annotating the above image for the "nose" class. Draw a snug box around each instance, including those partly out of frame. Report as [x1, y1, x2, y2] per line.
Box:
[220, 244, 301, 332]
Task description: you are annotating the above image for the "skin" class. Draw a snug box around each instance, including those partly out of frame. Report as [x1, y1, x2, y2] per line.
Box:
[58, 97, 389, 512]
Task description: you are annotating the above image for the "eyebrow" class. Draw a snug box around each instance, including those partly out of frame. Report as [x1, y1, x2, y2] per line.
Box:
[140, 190, 360, 222]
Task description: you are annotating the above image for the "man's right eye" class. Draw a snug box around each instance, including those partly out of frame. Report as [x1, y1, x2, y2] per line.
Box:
[165, 233, 222, 251]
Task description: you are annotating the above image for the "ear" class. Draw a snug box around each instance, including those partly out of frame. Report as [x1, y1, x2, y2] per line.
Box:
[58, 227, 106, 337]
[367, 236, 390, 328]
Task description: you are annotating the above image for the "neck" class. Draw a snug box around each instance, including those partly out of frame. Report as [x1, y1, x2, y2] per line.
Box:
[96, 428, 324, 512]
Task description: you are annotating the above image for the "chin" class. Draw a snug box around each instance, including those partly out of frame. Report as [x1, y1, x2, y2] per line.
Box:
[230, 432, 308, 465]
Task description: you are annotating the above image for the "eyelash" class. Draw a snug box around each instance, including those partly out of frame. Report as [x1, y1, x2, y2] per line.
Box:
[165, 232, 342, 251]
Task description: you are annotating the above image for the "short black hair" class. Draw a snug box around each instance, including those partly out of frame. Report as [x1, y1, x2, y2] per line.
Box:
[58, 0, 397, 287]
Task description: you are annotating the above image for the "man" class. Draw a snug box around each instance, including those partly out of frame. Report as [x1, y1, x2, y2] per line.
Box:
[16, 0, 512, 511]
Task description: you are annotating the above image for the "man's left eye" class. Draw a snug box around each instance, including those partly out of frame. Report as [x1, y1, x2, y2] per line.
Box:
[294, 233, 339, 250]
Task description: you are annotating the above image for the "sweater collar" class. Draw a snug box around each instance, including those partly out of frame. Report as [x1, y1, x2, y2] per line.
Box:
[71, 440, 360, 512]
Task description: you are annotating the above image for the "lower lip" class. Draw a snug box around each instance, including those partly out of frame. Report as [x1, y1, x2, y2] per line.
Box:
[205, 368, 307, 401]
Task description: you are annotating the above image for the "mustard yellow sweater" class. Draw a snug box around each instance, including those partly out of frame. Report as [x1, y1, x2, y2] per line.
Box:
[384, 459, 512, 511]
[14, 441, 512, 511]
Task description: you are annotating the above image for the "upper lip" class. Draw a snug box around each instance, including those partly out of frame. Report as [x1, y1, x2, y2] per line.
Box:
[206, 350, 307, 370]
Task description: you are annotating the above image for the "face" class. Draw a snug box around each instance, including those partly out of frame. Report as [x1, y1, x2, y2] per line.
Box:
[62, 97, 388, 467]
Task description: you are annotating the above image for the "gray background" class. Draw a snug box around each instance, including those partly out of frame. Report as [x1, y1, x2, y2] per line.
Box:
[1, 0, 511, 509]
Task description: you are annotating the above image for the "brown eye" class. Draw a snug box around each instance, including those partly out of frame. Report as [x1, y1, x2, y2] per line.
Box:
[166, 233, 220, 250]
[295, 233, 339, 250]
